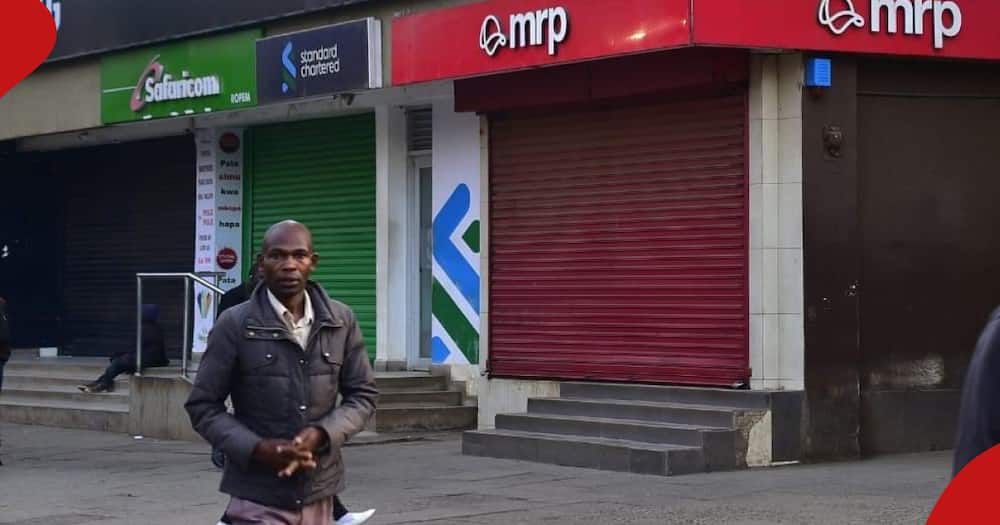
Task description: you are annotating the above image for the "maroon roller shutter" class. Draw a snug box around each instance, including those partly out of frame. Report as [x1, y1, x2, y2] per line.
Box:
[489, 95, 749, 386]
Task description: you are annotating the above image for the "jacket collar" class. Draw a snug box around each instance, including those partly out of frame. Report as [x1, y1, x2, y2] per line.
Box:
[244, 281, 344, 329]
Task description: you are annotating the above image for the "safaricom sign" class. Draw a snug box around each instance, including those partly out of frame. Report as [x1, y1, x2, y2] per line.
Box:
[480, 6, 569, 57]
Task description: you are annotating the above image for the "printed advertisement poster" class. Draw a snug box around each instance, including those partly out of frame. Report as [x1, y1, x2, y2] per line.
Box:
[192, 128, 245, 353]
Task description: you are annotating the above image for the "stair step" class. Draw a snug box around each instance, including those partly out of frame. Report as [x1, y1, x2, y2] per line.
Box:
[528, 397, 739, 428]
[376, 405, 477, 432]
[463, 429, 705, 476]
[561, 382, 770, 410]
[0, 399, 130, 433]
[376, 375, 448, 392]
[1, 389, 130, 408]
[3, 374, 131, 392]
[496, 413, 731, 447]
[378, 390, 463, 407]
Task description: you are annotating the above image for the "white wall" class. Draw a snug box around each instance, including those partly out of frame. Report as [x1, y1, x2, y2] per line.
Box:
[749, 53, 805, 391]
[376, 105, 409, 370]
[430, 99, 483, 369]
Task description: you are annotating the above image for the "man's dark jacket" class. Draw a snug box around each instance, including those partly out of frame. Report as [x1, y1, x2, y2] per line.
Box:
[954, 307, 1000, 476]
[185, 281, 378, 510]
[218, 282, 252, 317]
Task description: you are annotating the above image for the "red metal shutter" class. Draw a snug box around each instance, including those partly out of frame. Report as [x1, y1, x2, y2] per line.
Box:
[489, 95, 749, 386]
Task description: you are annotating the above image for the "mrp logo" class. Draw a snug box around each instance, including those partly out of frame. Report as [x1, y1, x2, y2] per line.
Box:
[480, 6, 569, 57]
[818, 0, 962, 49]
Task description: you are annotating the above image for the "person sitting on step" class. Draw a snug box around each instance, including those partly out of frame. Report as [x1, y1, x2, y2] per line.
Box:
[79, 304, 169, 393]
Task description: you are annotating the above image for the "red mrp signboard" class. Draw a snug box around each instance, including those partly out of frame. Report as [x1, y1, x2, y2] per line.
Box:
[393, 0, 1000, 86]
[392, 0, 691, 85]
[693, 0, 1000, 61]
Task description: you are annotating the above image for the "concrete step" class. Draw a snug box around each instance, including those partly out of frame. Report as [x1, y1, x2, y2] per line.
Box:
[378, 390, 464, 407]
[495, 413, 737, 471]
[0, 397, 130, 433]
[463, 429, 705, 476]
[528, 397, 738, 428]
[376, 375, 448, 393]
[3, 374, 131, 392]
[1, 388, 130, 408]
[376, 405, 477, 433]
[561, 382, 770, 410]
[5, 360, 111, 377]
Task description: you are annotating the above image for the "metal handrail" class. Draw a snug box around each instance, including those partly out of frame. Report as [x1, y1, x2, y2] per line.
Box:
[136, 272, 225, 379]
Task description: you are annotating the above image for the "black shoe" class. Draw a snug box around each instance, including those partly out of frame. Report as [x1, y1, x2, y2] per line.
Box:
[89, 382, 111, 393]
[211, 447, 227, 469]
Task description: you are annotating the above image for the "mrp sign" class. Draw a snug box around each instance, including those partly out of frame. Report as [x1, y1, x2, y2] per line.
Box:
[479, 6, 569, 57]
[694, 0, 998, 60]
[818, 0, 960, 49]
[393, 0, 691, 85]
[256, 18, 382, 104]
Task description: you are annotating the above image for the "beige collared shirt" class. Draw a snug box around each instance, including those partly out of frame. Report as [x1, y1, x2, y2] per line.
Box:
[266, 289, 314, 349]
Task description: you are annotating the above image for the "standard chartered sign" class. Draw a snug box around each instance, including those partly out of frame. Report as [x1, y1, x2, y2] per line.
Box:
[256, 18, 382, 104]
[101, 30, 258, 124]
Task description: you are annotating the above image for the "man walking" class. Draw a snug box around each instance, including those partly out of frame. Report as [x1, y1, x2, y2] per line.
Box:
[186, 220, 378, 525]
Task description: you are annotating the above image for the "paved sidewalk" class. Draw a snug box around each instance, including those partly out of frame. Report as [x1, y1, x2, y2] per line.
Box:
[0, 423, 948, 524]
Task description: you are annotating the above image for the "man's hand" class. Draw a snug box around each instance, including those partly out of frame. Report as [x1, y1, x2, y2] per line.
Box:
[252, 438, 314, 476]
[276, 427, 330, 478]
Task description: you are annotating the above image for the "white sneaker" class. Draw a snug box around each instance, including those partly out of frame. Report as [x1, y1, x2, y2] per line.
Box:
[336, 508, 376, 525]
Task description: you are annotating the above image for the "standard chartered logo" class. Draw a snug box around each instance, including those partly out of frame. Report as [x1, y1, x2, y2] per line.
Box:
[281, 42, 297, 94]
[280, 40, 341, 95]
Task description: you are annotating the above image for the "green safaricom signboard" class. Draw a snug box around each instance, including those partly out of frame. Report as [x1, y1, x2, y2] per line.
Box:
[101, 30, 259, 124]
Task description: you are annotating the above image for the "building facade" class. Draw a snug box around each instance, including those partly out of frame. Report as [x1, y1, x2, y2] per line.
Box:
[2, 0, 999, 460]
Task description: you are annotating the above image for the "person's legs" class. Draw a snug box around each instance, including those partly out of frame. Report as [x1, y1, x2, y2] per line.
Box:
[0, 356, 8, 393]
[82, 355, 135, 392]
[225, 497, 314, 525]
[333, 496, 348, 520]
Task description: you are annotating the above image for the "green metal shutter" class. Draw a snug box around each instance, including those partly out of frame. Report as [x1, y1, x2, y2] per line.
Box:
[247, 114, 376, 361]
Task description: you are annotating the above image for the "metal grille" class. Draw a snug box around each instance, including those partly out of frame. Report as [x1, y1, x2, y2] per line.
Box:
[488, 95, 749, 386]
[407, 107, 433, 152]
[248, 114, 377, 360]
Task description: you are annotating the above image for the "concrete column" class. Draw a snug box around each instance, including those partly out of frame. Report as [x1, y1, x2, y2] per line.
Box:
[749, 53, 805, 391]
[375, 104, 409, 370]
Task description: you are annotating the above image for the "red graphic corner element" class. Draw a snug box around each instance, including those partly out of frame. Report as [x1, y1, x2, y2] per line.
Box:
[927, 444, 1000, 524]
[0, 0, 57, 100]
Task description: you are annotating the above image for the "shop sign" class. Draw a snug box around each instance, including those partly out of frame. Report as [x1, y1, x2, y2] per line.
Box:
[693, 0, 999, 61]
[479, 6, 569, 57]
[101, 30, 259, 124]
[40, 0, 61, 30]
[193, 128, 245, 353]
[819, 0, 961, 49]
[392, 0, 691, 85]
[393, 0, 1000, 86]
[256, 18, 382, 104]
[47, 0, 373, 62]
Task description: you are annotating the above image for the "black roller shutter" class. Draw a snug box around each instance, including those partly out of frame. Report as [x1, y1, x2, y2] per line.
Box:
[58, 135, 195, 358]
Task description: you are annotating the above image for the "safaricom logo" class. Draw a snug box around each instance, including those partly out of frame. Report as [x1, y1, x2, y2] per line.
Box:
[480, 6, 569, 57]
[129, 56, 221, 112]
[818, 0, 962, 49]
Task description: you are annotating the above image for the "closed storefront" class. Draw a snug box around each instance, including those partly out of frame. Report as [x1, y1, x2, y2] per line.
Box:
[59, 135, 195, 357]
[246, 114, 377, 360]
[488, 94, 749, 386]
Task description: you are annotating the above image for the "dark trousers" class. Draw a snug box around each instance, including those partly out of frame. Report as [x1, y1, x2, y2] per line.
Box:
[0, 356, 7, 393]
[333, 496, 348, 520]
[96, 355, 136, 387]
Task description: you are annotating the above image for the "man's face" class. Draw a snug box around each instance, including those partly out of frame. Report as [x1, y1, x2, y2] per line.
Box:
[260, 228, 318, 301]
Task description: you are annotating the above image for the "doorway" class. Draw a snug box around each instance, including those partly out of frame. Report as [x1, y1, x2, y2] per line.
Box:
[410, 154, 433, 369]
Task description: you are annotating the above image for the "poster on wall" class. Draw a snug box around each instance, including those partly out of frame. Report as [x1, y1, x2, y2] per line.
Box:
[192, 128, 245, 353]
[431, 106, 481, 365]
